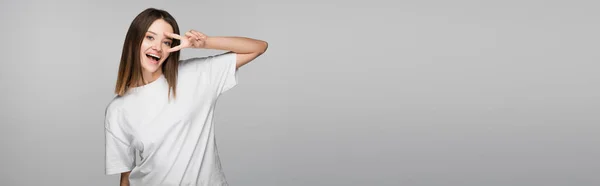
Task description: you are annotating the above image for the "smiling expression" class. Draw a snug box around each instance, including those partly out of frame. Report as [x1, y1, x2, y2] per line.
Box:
[140, 19, 174, 76]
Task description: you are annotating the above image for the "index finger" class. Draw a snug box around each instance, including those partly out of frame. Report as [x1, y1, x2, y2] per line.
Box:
[167, 45, 184, 53]
[164, 32, 182, 40]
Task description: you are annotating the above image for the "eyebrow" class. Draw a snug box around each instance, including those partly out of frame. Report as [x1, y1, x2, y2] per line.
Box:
[146, 31, 173, 40]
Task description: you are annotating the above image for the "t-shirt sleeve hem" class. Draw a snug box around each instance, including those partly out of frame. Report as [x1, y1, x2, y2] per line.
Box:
[219, 52, 238, 94]
[105, 167, 133, 175]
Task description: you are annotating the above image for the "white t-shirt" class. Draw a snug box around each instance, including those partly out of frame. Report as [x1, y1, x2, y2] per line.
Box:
[104, 52, 237, 186]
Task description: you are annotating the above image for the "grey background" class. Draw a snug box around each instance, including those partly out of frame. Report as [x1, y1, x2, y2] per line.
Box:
[1, 0, 598, 185]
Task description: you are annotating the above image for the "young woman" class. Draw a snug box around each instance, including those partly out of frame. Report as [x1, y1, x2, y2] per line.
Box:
[104, 8, 268, 186]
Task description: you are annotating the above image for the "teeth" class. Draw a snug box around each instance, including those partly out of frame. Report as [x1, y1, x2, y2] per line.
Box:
[147, 54, 160, 60]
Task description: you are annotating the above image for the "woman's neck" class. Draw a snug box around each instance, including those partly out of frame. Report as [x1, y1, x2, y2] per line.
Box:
[133, 70, 163, 87]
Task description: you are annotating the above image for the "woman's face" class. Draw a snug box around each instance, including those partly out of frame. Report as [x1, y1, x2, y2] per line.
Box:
[140, 19, 174, 74]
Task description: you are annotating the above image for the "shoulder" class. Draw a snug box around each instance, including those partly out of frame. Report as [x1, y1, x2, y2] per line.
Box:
[104, 95, 135, 131]
[104, 95, 125, 122]
[178, 56, 210, 70]
[178, 52, 236, 69]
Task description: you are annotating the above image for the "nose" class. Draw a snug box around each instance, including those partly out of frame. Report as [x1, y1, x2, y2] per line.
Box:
[151, 40, 162, 52]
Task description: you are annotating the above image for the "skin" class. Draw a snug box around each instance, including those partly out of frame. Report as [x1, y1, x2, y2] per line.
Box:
[120, 172, 130, 186]
[134, 19, 268, 87]
[137, 19, 174, 85]
[121, 19, 268, 185]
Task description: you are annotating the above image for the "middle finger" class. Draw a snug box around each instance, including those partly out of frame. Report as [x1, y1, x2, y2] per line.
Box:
[191, 30, 205, 40]
[185, 32, 198, 40]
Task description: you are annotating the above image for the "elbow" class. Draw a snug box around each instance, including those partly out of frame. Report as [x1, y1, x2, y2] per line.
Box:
[258, 40, 268, 54]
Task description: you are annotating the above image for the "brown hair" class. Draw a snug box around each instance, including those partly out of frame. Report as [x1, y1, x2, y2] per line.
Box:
[114, 8, 180, 99]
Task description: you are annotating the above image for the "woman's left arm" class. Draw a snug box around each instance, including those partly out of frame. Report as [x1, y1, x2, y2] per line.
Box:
[204, 36, 268, 69]
[166, 30, 268, 70]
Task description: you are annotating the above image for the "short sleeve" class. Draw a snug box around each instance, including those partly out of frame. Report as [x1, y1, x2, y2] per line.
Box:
[178, 52, 238, 94]
[207, 52, 238, 94]
[104, 109, 135, 175]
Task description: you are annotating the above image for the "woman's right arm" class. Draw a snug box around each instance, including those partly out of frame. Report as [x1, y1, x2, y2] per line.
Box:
[120, 171, 131, 186]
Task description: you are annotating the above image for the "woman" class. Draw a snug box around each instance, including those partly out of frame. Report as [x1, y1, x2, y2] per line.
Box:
[104, 8, 268, 186]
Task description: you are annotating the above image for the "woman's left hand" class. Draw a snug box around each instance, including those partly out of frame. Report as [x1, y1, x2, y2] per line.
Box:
[165, 30, 208, 53]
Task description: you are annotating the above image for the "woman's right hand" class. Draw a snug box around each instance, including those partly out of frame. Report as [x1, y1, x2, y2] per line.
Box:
[164, 30, 208, 53]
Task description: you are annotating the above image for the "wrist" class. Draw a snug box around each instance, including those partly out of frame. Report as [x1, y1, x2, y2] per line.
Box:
[203, 36, 217, 49]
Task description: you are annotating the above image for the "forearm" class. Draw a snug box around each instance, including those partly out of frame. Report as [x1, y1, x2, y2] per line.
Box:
[204, 36, 268, 54]
[120, 172, 131, 186]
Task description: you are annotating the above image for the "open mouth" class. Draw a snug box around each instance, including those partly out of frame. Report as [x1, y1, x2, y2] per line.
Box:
[146, 53, 161, 64]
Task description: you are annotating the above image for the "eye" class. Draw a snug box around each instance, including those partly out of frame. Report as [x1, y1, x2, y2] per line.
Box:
[146, 35, 154, 40]
[164, 41, 172, 46]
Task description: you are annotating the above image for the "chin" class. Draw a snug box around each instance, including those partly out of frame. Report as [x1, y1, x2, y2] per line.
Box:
[142, 67, 160, 73]
[141, 59, 163, 73]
